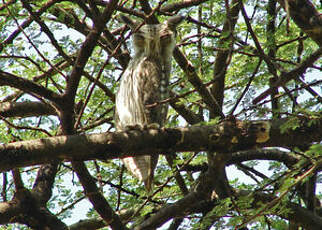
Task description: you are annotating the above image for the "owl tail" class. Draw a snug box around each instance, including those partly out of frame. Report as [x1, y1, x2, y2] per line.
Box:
[123, 155, 158, 192]
[143, 171, 154, 193]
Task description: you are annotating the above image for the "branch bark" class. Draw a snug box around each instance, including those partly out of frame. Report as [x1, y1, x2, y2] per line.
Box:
[0, 118, 321, 172]
[276, 0, 322, 47]
[211, 0, 241, 117]
[237, 190, 322, 230]
[253, 47, 322, 104]
[0, 71, 61, 105]
[61, 0, 119, 133]
[160, 0, 210, 12]
[71, 161, 127, 230]
[0, 101, 56, 118]
[0, 188, 68, 229]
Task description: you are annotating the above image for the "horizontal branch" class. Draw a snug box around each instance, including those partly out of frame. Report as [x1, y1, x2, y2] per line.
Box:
[160, 0, 210, 13]
[0, 101, 56, 118]
[0, 118, 321, 172]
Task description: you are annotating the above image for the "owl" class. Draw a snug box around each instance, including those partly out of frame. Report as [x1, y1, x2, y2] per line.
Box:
[115, 15, 184, 191]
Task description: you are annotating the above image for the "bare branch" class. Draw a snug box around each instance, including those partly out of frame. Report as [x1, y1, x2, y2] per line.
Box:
[0, 101, 56, 118]
[71, 161, 127, 230]
[0, 71, 61, 104]
[253, 47, 322, 104]
[1, 118, 321, 172]
[276, 0, 322, 47]
[160, 0, 210, 13]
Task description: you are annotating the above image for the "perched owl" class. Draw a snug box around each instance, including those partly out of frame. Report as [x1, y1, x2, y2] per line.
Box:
[115, 15, 184, 191]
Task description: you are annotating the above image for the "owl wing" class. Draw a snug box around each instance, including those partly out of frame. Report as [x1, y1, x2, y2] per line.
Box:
[115, 57, 166, 191]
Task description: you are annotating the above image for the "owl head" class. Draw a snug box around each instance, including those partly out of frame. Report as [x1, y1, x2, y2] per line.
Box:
[121, 15, 185, 59]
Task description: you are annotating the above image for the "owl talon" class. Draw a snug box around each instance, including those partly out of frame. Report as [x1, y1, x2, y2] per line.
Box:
[145, 123, 160, 130]
[125, 124, 144, 131]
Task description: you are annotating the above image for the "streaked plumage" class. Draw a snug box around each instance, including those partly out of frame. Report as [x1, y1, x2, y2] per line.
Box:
[115, 15, 184, 191]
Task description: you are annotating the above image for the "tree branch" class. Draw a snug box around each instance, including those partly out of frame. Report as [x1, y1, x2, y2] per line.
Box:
[276, 0, 322, 47]
[71, 161, 127, 230]
[236, 190, 322, 230]
[0, 71, 61, 105]
[211, 0, 241, 117]
[60, 0, 119, 134]
[1, 118, 321, 172]
[32, 163, 59, 205]
[0, 101, 56, 118]
[173, 48, 225, 118]
[253, 47, 322, 104]
[160, 0, 210, 13]
[0, 0, 62, 53]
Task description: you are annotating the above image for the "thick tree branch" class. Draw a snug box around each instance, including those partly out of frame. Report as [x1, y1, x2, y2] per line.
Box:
[211, 0, 241, 117]
[276, 0, 322, 47]
[32, 163, 59, 205]
[0, 201, 19, 224]
[1, 118, 321, 172]
[61, 0, 119, 133]
[228, 148, 299, 167]
[173, 48, 225, 118]
[0, 101, 56, 118]
[160, 0, 210, 13]
[71, 161, 127, 230]
[0, 71, 62, 104]
[0, 189, 68, 229]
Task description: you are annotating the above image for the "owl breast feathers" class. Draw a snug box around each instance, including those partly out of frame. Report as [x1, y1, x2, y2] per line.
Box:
[115, 15, 184, 191]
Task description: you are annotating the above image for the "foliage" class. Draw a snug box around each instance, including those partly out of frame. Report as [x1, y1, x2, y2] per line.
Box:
[0, 0, 321, 229]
